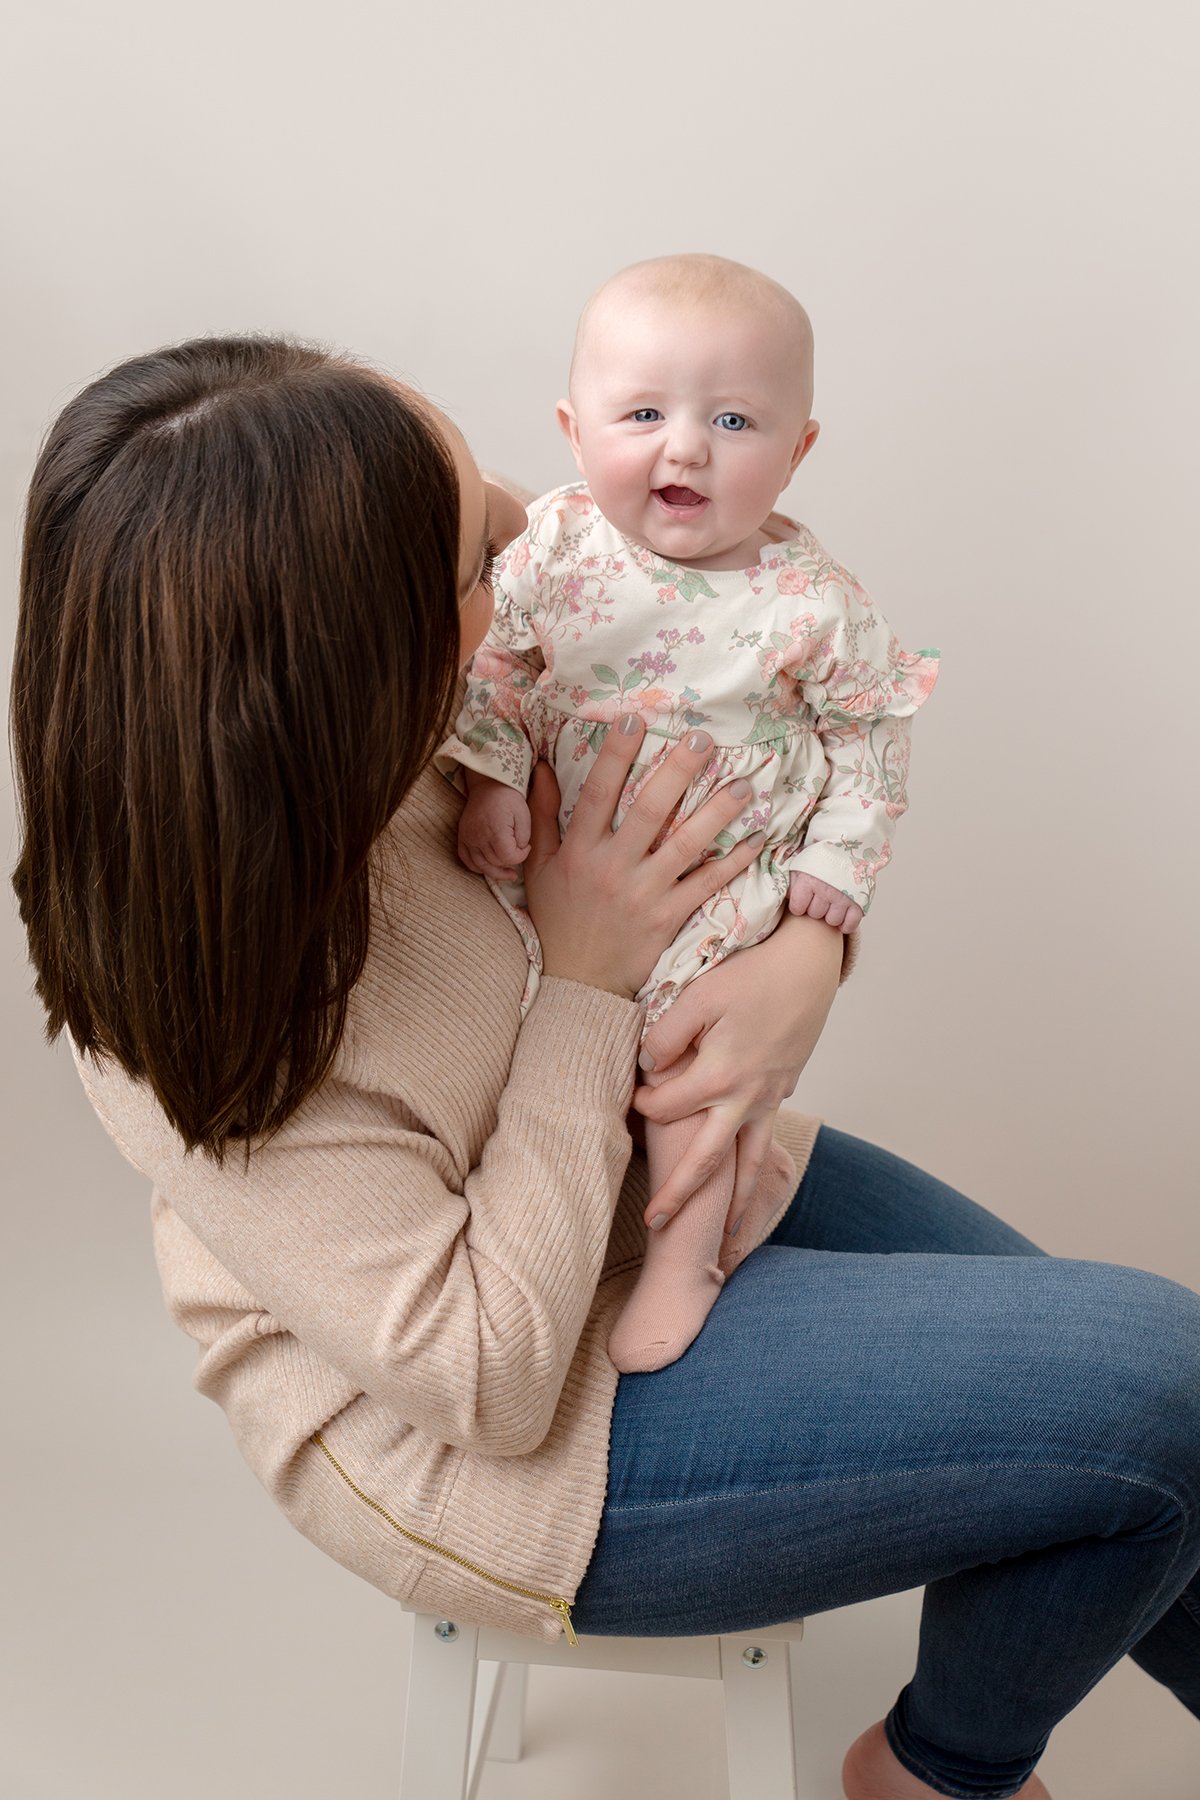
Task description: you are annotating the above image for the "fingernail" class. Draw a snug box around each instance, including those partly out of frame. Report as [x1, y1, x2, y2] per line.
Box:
[686, 730, 712, 753]
[729, 779, 752, 802]
[618, 712, 641, 736]
[649, 1213, 669, 1230]
[727, 1216, 744, 1237]
[637, 1048, 656, 1071]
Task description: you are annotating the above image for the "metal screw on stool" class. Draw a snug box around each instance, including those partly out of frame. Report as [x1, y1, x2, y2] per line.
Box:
[434, 1620, 459, 1642]
[742, 1645, 768, 1667]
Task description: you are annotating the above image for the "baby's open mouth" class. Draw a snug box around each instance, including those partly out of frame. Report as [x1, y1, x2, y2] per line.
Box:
[654, 486, 708, 513]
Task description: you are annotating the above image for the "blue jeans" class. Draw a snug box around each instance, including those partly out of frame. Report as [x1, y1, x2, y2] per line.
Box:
[571, 1127, 1200, 1798]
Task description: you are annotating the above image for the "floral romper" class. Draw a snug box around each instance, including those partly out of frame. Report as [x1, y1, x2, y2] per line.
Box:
[435, 483, 939, 1024]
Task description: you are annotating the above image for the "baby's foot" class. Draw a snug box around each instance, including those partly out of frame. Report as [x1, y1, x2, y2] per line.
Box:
[606, 1254, 725, 1374]
[842, 1720, 1054, 1800]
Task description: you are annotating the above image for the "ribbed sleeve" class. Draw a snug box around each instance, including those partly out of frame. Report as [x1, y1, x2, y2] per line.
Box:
[84, 965, 642, 1459]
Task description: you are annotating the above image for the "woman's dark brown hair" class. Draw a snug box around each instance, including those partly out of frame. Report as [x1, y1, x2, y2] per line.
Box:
[10, 335, 463, 1158]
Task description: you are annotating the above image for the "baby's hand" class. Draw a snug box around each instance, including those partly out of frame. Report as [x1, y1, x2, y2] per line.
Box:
[459, 774, 532, 882]
[787, 872, 863, 934]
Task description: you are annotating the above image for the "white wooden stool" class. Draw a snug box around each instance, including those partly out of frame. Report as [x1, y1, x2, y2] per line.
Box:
[398, 1608, 807, 1799]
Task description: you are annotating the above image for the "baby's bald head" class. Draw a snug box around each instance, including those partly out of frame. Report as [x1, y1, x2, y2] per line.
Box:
[568, 253, 815, 419]
[558, 254, 821, 568]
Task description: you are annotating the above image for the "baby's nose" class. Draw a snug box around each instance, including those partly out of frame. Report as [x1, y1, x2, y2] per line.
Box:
[665, 420, 708, 466]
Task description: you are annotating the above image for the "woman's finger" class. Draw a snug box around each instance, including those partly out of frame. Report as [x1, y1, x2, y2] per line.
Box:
[673, 829, 766, 917]
[523, 760, 563, 877]
[636, 986, 712, 1078]
[643, 1105, 738, 1224]
[633, 1054, 732, 1124]
[609, 728, 715, 861]
[634, 1028, 729, 1128]
[729, 1116, 774, 1219]
[653, 776, 754, 879]
[564, 712, 646, 847]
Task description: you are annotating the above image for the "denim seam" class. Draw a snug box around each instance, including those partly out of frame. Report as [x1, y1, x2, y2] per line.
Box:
[604, 1457, 1194, 1519]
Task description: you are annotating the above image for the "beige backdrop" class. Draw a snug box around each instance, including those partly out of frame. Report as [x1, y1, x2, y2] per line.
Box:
[2, 2, 1197, 1796]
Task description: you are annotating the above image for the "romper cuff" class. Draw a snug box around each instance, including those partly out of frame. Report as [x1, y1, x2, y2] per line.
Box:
[433, 730, 534, 798]
[785, 840, 877, 913]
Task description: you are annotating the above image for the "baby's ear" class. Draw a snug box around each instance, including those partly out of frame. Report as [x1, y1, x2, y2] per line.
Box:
[790, 418, 821, 475]
[556, 399, 586, 476]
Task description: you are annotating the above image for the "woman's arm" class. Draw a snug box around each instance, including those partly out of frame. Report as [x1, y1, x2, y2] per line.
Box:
[81, 974, 643, 1460]
[629, 912, 850, 1225]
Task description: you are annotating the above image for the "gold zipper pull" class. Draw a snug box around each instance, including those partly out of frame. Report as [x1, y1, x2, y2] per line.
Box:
[551, 1598, 578, 1646]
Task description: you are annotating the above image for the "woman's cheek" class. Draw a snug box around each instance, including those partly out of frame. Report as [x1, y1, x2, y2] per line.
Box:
[458, 584, 496, 667]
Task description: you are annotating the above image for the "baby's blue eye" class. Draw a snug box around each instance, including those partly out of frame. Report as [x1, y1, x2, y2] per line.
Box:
[715, 412, 749, 431]
[631, 408, 662, 423]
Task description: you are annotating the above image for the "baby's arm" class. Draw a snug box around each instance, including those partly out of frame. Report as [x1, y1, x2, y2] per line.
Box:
[434, 510, 549, 856]
[786, 711, 901, 933]
[785, 709, 914, 927]
[781, 573, 939, 929]
[459, 770, 532, 883]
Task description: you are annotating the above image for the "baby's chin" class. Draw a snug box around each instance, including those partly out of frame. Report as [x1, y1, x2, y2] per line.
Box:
[632, 525, 761, 571]
[610, 493, 747, 567]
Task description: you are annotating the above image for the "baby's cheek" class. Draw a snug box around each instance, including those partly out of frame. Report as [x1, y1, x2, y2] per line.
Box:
[588, 440, 657, 523]
[724, 445, 789, 525]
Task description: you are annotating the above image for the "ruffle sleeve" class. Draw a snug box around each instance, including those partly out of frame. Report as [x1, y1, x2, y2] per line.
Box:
[770, 566, 939, 727]
[766, 558, 938, 913]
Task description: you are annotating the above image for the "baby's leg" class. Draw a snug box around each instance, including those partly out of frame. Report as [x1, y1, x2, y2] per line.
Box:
[608, 857, 792, 1374]
[607, 1048, 735, 1374]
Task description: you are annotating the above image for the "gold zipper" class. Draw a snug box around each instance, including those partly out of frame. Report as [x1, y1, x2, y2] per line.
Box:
[311, 1432, 578, 1646]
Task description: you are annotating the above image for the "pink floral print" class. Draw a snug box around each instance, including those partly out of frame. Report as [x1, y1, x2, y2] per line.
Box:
[435, 484, 938, 1021]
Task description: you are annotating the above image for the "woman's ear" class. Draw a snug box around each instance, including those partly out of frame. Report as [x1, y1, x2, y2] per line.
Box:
[556, 399, 586, 478]
[790, 418, 820, 475]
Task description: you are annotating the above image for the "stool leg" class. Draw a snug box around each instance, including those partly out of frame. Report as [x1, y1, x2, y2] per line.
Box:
[719, 1634, 800, 1800]
[484, 1660, 528, 1762]
[463, 1661, 527, 1798]
[398, 1613, 480, 1800]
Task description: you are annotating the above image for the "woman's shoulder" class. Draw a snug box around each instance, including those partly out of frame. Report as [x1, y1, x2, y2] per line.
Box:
[72, 1037, 167, 1183]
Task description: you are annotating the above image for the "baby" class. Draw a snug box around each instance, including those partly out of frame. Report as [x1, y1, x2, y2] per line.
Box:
[436, 254, 938, 1373]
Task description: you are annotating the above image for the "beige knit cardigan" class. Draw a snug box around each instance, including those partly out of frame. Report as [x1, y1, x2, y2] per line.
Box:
[76, 754, 851, 1645]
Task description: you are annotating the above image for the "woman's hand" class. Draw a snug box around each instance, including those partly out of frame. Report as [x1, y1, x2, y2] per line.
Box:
[522, 717, 765, 1001]
[630, 912, 844, 1227]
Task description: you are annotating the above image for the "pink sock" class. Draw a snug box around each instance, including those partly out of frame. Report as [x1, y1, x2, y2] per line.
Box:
[607, 1048, 736, 1374]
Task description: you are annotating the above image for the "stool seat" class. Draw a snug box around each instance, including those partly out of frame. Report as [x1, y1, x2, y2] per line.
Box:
[398, 1607, 808, 1798]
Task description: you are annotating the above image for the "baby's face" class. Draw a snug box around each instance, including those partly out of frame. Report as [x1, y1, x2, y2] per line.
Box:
[559, 293, 817, 570]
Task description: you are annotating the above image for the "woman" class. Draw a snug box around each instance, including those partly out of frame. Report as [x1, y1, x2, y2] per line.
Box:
[10, 335, 1199, 1800]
